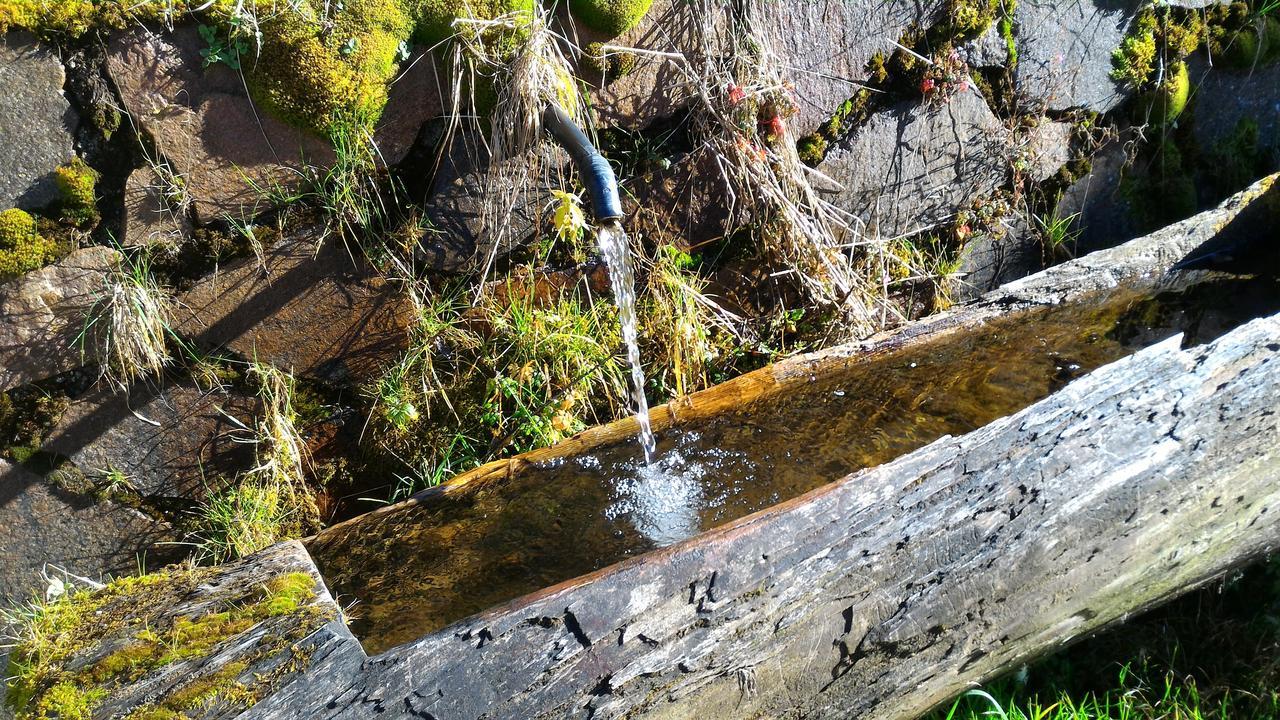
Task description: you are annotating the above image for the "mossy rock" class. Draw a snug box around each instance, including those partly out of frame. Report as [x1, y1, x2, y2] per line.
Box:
[244, 0, 417, 137]
[0, 209, 59, 282]
[583, 41, 637, 82]
[411, 0, 535, 47]
[569, 0, 653, 37]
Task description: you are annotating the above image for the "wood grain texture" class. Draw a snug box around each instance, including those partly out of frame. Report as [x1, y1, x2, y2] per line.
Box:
[249, 308, 1280, 719]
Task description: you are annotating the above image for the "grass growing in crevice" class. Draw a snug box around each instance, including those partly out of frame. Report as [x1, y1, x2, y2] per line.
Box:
[194, 363, 318, 562]
[363, 274, 629, 499]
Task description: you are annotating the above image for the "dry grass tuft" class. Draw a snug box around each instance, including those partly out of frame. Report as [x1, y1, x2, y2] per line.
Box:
[80, 254, 174, 391]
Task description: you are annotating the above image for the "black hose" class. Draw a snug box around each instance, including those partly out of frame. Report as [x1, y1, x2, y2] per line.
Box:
[542, 104, 624, 222]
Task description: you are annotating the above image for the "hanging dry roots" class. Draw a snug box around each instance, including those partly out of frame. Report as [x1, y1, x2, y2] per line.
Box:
[674, 0, 901, 337]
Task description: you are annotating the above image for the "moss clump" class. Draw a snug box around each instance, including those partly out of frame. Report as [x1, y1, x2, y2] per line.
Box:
[1207, 117, 1268, 196]
[931, 0, 1001, 43]
[411, 0, 535, 46]
[796, 134, 828, 167]
[583, 41, 637, 82]
[1123, 140, 1199, 233]
[242, 0, 417, 138]
[1141, 60, 1191, 126]
[0, 209, 59, 282]
[1112, 8, 1158, 87]
[53, 158, 99, 227]
[568, 0, 653, 36]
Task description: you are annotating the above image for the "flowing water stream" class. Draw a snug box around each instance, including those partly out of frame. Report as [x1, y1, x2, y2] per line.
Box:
[309, 275, 1280, 655]
[597, 220, 657, 463]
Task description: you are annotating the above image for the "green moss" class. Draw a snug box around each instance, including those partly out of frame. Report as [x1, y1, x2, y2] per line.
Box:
[999, 0, 1018, 67]
[32, 682, 106, 720]
[583, 41, 637, 82]
[1123, 140, 1199, 232]
[1112, 8, 1158, 87]
[1141, 60, 1190, 126]
[411, 0, 535, 46]
[796, 134, 828, 167]
[5, 565, 325, 720]
[122, 708, 184, 720]
[936, 0, 1001, 42]
[254, 572, 319, 617]
[165, 661, 252, 710]
[568, 0, 653, 36]
[1265, 16, 1280, 61]
[53, 158, 99, 227]
[0, 209, 58, 282]
[1208, 117, 1266, 195]
[244, 0, 417, 138]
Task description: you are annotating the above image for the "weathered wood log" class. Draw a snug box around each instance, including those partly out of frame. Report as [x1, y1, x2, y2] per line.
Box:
[245, 306, 1280, 718]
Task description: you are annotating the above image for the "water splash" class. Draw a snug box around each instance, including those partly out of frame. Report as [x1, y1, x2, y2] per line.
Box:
[597, 220, 657, 463]
[603, 431, 756, 547]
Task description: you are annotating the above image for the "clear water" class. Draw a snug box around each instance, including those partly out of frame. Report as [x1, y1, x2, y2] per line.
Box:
[597, 221, 657, 463]
[309, 275, 1280, 655]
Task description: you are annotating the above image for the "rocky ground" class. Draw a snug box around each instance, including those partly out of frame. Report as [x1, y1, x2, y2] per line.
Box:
[0, 1, 1278, 714]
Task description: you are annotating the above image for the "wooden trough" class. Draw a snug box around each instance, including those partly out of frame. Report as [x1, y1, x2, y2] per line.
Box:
[67, 178, 1280, 719]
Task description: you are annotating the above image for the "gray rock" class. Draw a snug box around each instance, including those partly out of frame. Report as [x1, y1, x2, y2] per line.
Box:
[820, 85, 1011, 241]
[1012, 0, 1140, 113]
[750, 0, 945, 136]
[106, 27, 442, 224]
[106, 26, 335, 224]
[0, 246, 120, 392]
[175, 222, 414, 385]
[1188, 57, 1280, 187]
[574, 0, 944, 136]
[962, 24, 1012, 68]
[1022, 119, 1074, 183]
[42, 382, 260, 501]
[1056, 139, 1139, 253]
[0, 33, 78, 210]
[0, 459, 178, 607]
[623, 150, 731, 250]
[420, 133, 550, 274]
[955, 213, 1043, 301]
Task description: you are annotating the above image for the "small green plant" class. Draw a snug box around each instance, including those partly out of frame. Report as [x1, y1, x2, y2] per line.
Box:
[78, 253, 175, 391]
[197, 22, 248, 70]
[641, 245, 739, 399]
[1035, 208, 1082, 258]
[478, 282, 626, 453]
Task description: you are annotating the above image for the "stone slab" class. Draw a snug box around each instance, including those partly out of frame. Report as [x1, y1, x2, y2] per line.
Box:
[175, 224, 414, 385]
[0, 460, 177, 607]
[0, 246, 120, 392]
[0, 33, 78, 210]
[42, 382, 260, 501]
